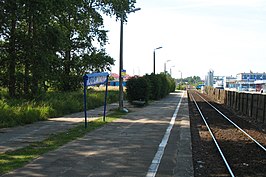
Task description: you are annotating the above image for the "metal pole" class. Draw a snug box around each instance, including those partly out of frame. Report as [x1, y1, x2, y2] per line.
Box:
[164, 60, 171, 74]
[170, 65, 175, 76]
[83, 75, 88, 128]
[119, 15, 124, 111]
[181, 72, 183, 84]
[118, 8, 141, 111]
[103, 75, 109, 122]
[153, 50, 155, 74]
[153, 47, 162, 74]
[178, 70, 182, 87]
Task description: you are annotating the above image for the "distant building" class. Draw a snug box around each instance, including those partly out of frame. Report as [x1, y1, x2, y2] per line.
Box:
[205, 70, 214, 86]
[213, 76, 224, 89]
[254, 80, 266, 93]
[204, 70, 266, 92]
[235, 72, 266, 92]
[108, 73, 132, 87]
[223, 76, 237, 91]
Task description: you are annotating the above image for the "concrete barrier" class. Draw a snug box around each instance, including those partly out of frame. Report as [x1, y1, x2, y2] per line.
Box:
[203, 86, 266, 124]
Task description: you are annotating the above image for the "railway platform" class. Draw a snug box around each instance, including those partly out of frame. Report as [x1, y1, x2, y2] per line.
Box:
[1, 91, 193, 177]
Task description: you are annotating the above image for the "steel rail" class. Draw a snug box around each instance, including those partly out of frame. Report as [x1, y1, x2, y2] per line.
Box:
[190, 92, 235, 177]
[196, 92, 266, 152]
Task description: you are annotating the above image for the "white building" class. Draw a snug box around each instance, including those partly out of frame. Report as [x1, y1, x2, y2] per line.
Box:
[213, 76, 224, 89]
[254, 79, 266, 93]
[223, 76, 237, 91]
[235, 72, 266, 92]
[204, 71, 266, 92]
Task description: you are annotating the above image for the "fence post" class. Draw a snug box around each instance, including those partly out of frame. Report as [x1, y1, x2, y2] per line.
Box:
[240, 93, 244, 113]
[262, 95, 266, 124]
[246, 94, 249, 116]
[255, 94, 259, 120]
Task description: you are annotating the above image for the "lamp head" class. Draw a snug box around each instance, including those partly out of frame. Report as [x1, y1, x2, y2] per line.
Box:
[128, 8, 141, 13]
[155, 46, 163, 50]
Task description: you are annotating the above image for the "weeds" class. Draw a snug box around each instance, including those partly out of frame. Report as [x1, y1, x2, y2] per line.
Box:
[0, 88, 119, 128]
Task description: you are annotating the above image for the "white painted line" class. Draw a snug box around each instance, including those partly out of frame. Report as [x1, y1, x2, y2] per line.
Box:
[146, 92, 184, 177]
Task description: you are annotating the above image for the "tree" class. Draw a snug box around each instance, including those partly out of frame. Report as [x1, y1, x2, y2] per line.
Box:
[0, 0, 136, 97]
[43, 0, 136, 91]
[179, 76, 202, 85]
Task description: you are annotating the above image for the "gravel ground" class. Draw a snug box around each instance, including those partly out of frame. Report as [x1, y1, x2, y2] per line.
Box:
[188, 90, 266, 177]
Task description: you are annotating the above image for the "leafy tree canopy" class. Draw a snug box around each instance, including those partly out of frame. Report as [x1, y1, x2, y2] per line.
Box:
[0, 0, 136, 97]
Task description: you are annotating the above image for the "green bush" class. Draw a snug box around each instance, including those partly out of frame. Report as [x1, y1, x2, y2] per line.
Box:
[158, 74, 169, 98]
[145, 74, 162, 100]
[156, 73, 175, 98]
[126, 76, 151, 103]
[126, 73, 176, 104]
[168, 77, 176, 92]
[177, 84, 186, 90]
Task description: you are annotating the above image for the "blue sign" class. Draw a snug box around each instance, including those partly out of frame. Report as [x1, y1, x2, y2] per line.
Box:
[83, 72, 109, 86]
[121, 69, 126, 78]
[83, 72, 109, 128]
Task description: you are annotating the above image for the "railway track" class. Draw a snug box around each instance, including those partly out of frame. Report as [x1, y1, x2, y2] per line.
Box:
[188, 90, 266, 177]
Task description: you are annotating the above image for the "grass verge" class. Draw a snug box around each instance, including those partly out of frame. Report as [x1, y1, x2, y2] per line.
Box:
[0, 110, 126, 175]
[0, 88, 119, 128]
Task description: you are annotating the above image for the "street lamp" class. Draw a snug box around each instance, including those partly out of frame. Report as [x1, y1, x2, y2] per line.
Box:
[119, 7, 141, 111]
[164, 60, 171, 74]
[153, 46, 162, 74]
[179, 70, 182, 84]
[170, 65, 175, 76]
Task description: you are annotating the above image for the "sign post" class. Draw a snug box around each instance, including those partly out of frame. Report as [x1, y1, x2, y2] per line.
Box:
[83, 72, 109, 128]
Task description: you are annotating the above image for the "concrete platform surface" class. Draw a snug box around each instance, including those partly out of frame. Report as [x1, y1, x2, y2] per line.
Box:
[1, 91, 193, 177]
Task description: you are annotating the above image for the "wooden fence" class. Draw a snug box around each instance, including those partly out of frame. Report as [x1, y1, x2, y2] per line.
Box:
[204, 86, 266, 124]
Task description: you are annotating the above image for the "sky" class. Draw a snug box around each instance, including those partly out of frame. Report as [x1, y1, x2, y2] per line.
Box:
[103, 0, 266, 79]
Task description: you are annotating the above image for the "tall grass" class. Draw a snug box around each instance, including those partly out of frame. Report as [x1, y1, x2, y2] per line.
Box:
[0, 87, 119, 128]
[0, 100, 51, 127]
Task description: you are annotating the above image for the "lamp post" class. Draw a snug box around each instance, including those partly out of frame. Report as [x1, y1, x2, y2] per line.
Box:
[119, 7, 141, 111]
[164, 60, 171, 74]
[170, 65, 175, 76]
[179, 70, 182, 84]
[153, 46, 162, 74]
